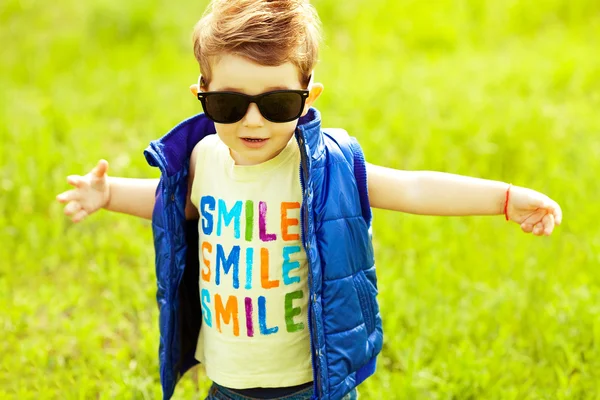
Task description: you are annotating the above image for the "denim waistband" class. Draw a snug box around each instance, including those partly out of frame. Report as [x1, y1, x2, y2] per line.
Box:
[206, 383, 314, 400]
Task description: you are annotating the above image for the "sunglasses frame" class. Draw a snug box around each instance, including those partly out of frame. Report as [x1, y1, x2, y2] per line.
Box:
[197, 88, 310, 124]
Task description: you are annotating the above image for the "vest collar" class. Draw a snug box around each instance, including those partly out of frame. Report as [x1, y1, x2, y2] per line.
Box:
[145, 108, 323, 177]
[296, 108, 325, 161]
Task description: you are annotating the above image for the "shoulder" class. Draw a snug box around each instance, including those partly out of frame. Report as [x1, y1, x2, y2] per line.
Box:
[189, 134, 221, 187]
[191, 134, 221, 168]
[322, 128, 365, 166]
[193, 133, 221, 155]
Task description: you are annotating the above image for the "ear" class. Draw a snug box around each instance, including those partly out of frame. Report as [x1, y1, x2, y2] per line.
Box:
[301, 82, 324, 116]
[189, 83, 199, 97]
[190, 76, 208, 97]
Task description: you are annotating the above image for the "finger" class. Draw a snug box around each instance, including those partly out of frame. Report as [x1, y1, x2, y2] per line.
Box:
[521, 222, 534, 233]
[67, 175, 83, 188]
[64, 201, 82, 216]
[537, 197, 561, 221]
[92, 159, 109, 178]
[536, 221, 547, 236]
[56, 189, 78, 203]
[543, 213, 555, 236]
[72, 209, 88, 223]
[533, 222, 544, 236]
[553, 202, 563, 226]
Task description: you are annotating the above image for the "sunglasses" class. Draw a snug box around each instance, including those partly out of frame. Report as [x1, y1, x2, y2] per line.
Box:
[197, 86, 310, 124]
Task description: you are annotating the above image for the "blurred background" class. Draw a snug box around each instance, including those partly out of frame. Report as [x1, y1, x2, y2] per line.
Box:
[1, 0, 599, 398]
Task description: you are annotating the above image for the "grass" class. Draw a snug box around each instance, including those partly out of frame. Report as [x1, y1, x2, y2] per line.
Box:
[1, 0, 599, 398]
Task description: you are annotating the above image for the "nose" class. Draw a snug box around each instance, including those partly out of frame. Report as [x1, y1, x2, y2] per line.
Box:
[242, 102, 264, 127]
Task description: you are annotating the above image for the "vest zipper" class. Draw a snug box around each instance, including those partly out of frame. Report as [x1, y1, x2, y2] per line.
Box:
[296, 128, 321, 399]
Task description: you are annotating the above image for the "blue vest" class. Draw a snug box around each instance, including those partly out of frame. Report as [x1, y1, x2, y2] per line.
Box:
[144, 108, 383, 400]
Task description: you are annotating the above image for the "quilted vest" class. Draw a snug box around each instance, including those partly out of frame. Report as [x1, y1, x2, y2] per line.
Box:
[144, 108, 383, 400]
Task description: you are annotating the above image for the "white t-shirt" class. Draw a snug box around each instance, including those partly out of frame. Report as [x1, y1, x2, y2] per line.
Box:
[190, 134, 312, 388]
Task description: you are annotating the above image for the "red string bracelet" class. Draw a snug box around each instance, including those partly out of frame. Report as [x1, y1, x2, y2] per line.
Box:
[504, 184, 512, 221]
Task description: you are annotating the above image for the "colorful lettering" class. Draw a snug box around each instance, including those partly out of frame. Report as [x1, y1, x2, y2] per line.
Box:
[201, 198, 308, 338]
[201, 241, 212, 282]
[245, 248, 253, 290]
[260, 248, 279, 289]
[285, 290, 304, 333]
[216, 244, 240, 289]
[259, 201, 277, 242]
[245, 200, 254, 241]
[200, 196, 216, 235]
[215, 294, 239, 336]
[258, 296, 278, 335]
[244, 297, 254, 337]
[281, 202, 300, 241]
[282, 246, 301, 285]
[217, 199, 242, 238]
[201, 288, 212, 327]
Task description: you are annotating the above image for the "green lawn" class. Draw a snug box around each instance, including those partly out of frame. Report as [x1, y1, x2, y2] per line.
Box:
[1, 0, 599, 398]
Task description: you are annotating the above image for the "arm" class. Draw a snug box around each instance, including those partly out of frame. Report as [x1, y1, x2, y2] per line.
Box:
[105, 177, 158, 219]
[108, 175, 198, 220]
[367, 163, 562, 235]
[56, 160, 158, 221]
[58, 145, 201, 222]
[367, 164, 508, 215]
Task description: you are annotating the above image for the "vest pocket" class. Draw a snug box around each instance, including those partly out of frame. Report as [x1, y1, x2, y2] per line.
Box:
[352, 271, 376, 334]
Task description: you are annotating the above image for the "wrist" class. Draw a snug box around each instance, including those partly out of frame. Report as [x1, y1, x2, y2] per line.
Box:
[502, 183, 512, 220]
[104, 177, 112, 210]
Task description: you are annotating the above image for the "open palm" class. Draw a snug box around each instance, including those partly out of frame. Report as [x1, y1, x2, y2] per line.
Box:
[56, 160, 111, 222]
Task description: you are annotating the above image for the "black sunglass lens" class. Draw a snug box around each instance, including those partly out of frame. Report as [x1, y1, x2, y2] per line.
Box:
[258, 92, 303, 122]
[205, 93, 248, 123]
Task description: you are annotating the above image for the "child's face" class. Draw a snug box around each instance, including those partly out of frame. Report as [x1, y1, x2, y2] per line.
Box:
[199, 53, 322, 166]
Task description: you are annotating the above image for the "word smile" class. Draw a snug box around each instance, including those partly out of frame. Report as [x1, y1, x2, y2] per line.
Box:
[199, 196, 307, 338]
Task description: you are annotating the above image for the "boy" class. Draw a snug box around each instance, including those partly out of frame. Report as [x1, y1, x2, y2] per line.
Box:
[57, 1, 562, 399]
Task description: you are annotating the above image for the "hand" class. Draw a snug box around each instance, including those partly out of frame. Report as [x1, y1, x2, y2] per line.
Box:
[56, 160, 111, 223]
[505, 185, 563, 236]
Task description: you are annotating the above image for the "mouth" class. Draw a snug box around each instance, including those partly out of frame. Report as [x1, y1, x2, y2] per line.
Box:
[239, 137, 269, 149]
[241, 137, 268, 143]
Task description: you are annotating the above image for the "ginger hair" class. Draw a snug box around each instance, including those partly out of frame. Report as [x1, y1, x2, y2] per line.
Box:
[193, 0, 321, 88]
